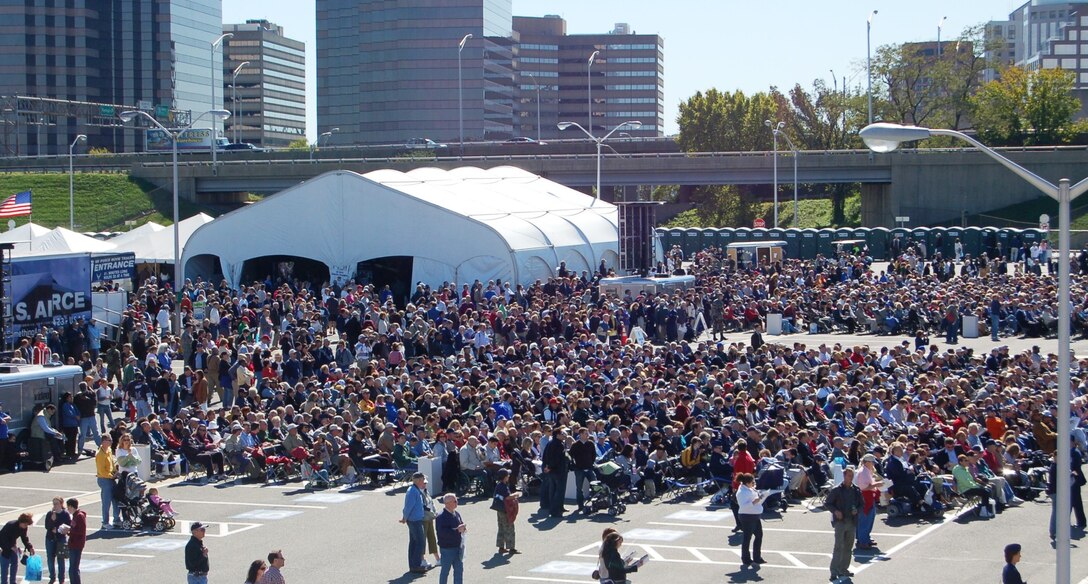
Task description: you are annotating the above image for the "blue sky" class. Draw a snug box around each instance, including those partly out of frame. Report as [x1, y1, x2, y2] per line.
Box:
[223, 0, 1017, 140]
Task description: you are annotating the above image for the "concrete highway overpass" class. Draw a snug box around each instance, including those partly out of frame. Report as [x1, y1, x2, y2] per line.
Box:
[127, 147, 1087, 227]
[1, 143, 1085, 227]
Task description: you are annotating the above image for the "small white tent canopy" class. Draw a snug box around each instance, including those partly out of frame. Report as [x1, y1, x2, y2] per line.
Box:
[110, 213, 214, 263]
[11, 226, 116, 256]
[107, 221, 166, 247]
[181, 167, 618, 289]
[0, 222, 51, 247]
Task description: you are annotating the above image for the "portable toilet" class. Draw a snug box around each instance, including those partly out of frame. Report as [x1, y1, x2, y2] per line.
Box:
[655, 228, 670, 251]
[867, 227, 889, 260]
[834, 227, 854, 242]
[733, 227, 752, 247]
[750, 227, 770, 241]
[703, 228, 720, 253]
[678, 228, 698, 256]
[981, 227, 999, 257]
[1020, 228, 1043, 249]
[781, 228, 801, 259]
[890, 227, 911, 256]
[929, 227, 949, 258]
[961, 226, 982, 258]
[944, 226, 963, 258]
[1008, 228, 1027, 255]
[997, 228, 1014, 257]
[909, 227, 930, 257]
[799, 228, 818, 259]
[816, 228, 836, 258]
[666, 228, 684, 255]
[718, 228, 735, 250]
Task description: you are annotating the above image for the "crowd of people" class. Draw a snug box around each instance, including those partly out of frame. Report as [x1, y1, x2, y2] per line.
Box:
[2, 237, 1088, 583]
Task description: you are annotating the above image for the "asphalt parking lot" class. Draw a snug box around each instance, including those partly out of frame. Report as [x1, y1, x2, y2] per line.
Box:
[1, 457, 1084, 584]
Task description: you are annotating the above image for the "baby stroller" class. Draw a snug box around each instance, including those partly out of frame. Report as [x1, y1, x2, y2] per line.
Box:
[583, 460, 628, 515]
[755, 461, 789, 512]
[115, 472, 174, 531]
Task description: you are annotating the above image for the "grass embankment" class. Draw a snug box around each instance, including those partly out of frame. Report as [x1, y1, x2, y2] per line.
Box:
[0, 172, 223, 232]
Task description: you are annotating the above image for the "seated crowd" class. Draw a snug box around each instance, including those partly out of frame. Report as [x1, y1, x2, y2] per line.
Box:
[4, 243, 1087, 534]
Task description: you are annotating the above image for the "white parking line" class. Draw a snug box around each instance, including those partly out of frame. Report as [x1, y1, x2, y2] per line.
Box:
[0, 485, 88, 493]
[648, 521, 914, 538]
[852, 505, 972, 575]
[84, 551, 155, 559]
[168, 499, 327, 509]
[507, 574, 596, 578]
[567, 541, 828, 571]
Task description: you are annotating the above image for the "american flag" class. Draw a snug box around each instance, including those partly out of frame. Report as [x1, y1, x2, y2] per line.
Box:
[0, 190, 31, 218]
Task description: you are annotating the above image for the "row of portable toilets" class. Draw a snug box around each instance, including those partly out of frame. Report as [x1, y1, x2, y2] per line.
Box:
[656, 226, 1049, 262]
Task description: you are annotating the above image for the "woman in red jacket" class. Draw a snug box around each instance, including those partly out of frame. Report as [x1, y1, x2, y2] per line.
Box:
[729, 439, 756, 530]
[65, 499, 86, 584]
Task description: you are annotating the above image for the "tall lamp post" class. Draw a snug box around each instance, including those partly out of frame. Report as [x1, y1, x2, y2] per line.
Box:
[937, 16, 947, 58]
[557, 120, 641, 200]
[458, 33, 473, 155]
[764, 120, 785, 228]
[861, 122, 1086, 584]
[765, 122, 800, 227]
[867, 10, 878, 126]
[68, 134, 86, 230]
[311, 127, 339, 161]
[119, 108, 230, 335]
[527, 72, 541, 142]
[230, 61, 249, 143]
[587, 50, 599, 134]
[210, 33, 233, 172]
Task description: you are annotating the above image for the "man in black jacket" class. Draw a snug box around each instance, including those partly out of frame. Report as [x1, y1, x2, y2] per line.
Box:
[568, 428, 596, 512]
[825, 467, 862, 581]
[184, 522, 209, 584]
[541, 429, 569, 518]
[73, 382, 100, 456]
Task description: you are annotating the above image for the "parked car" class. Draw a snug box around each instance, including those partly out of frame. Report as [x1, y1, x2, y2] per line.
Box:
[404, 138, 448, 149]
[222, 142, 264, 152]
[505, 136, 546, 145]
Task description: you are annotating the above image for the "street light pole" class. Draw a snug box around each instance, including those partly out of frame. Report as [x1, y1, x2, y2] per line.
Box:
[588, 50, 599, 135]
[119, 108, 229, 336]
[937, 16, 947, 58]
[867, 10, 878, 126]
[458, 33, 472, 156]
[528, 72, 541, 142]
[778, 131, 800, 227]
[765, 120, 785, 228]
[210, 33, 233, 172]
[861, 122, 1088, 584]
[231, 61, 249, 143]
[68, 134, 86, 230]
[557, 120, 641, 200]
[311, 127, 339, 161]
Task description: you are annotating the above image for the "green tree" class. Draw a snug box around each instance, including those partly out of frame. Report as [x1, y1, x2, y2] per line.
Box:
[972, 66, 1080, 145]
[287, 138, 310, 150]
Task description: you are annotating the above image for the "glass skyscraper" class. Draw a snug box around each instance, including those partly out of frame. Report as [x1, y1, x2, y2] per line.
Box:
[317, 0, 515, 144]
[0, 0, 223, 155]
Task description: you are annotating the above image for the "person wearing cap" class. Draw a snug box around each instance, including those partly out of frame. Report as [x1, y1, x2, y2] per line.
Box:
[184, 522, 209, 584]
[1001, 543, 1024, 584]
[492, 468, 520, 555]
[824, 466, 862, 581]
[854, 454, 884, 549]
[400, 472, 431, 574]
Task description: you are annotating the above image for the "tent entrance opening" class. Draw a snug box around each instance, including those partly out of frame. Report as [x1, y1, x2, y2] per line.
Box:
[356, 256, 413, 307]
[240, 255, 330, 287]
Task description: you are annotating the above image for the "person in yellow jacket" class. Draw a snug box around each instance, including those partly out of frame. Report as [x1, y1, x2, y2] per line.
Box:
[95, 435, 120, 529]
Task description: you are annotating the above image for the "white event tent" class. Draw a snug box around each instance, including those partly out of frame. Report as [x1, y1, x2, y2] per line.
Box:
[8, 226, 116, 256]
[181, 167, 619, 288]
[109, 213, 213, 263]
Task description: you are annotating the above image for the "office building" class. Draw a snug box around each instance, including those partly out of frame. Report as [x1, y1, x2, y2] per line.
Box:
[513, 16, 664, 141]
[0, 0, 224, 155]
[983, 20, 1017, 83]
[317, 0, 516, 145]
[223, 20, 306, 147]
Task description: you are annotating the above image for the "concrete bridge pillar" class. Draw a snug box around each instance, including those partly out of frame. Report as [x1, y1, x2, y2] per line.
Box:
[860, 182, 893, 228]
